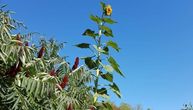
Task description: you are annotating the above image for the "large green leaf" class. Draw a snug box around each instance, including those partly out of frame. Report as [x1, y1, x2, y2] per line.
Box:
[100, 26, 113, 37]
[108, 56, 119, 67]
[103, 18, 117, 24]
[103, 46, 109, 55]
[84, 57, 96, 69]
[108, 56, 124, 76]
[75, 43, 90, 48]
[90, 15, 102, 24]
[82, 29, 96, 38]
[101, 73, 113, 82]
[97, 88, 107, 95]
[102, 102, 113, 110]
[109, 83, 121, 98]
[106, 40, 120, 52]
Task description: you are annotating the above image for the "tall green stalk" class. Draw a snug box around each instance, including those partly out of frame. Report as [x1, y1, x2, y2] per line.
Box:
[94, 21, 103, 104]
[76, 2, 124, 109]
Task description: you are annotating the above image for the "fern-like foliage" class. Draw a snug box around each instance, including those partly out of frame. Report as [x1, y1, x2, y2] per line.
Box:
[0, 5, 93, 110]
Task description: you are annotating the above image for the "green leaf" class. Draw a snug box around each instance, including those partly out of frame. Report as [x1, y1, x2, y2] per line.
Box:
[108, 56, 124, 76]
[12, 96, 20, 110]
[103, 18, 117, 24]
[97, 88, 107, 95]
[109, 83, 121, 98]
[108, 56, 119, 67]
[30, 80, 36, 94]
[85, 57, 96, 69]
[1, 4, 7, 8]
[100, 2, 106, 11]
[10, 39, 23, 45]
[34, 81, 41, 97]
[100, 26, 111, 33]
[101, 73, 113, 82]
[102, 102, 113, 110]
[75, 43, 90, 48]
[100, 26, 113, 37]
[104, 31, 113, 37]
[103, 46, 109, 55]
[0, 52, 6, 64]
[82, 29, 96, 38]
[112, 63, 123, 76]
[90, 15, 102, 24]
[40, 82, 45, 97]
[106, 40, 120, 52]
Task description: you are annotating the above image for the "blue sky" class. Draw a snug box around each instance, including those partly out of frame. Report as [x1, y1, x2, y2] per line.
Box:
[3, 0, 193, 109]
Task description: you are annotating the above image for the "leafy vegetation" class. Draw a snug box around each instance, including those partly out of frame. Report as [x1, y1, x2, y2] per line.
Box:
[1, 2, 190, 110]
[75, 2, 124, 109]
[181, 103, 193, 110]
[0, 2, 124, 110]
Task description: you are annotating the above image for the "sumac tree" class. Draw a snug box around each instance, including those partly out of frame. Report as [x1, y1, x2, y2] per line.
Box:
[0, 4, 92, 110]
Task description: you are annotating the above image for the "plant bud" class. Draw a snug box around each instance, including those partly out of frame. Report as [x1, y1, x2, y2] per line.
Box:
[90, 107, 95, 110]
[6, 63, 16, 77]
[37, 46, 45, 58]
[67, 104, 73, 110]
[72, 57, 79, 70]
[49, 69, 56, 76]
[6, 60, 22, 77]
[59, 75, 68, 89]
[25, 42, 29, 46]
[25, 71, 30, 77]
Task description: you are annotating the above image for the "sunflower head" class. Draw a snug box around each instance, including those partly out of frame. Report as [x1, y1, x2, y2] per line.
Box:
[105, 5, 112, 16]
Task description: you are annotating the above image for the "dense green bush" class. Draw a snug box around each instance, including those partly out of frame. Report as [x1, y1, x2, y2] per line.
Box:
[0, 4, 93, 109]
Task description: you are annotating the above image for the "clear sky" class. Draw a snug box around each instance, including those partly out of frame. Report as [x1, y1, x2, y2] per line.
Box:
[2, 0, 193, 110]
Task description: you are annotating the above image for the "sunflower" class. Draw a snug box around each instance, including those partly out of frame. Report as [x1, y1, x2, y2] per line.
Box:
[105, 5, 112, 16]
